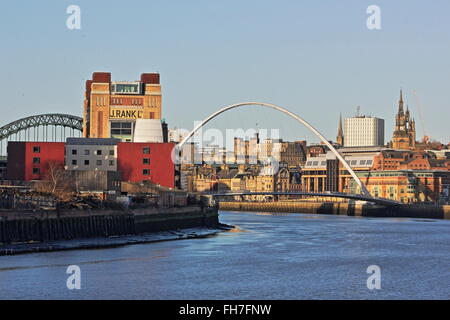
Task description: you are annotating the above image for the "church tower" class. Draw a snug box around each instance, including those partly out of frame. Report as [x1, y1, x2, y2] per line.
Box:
[391, 90, 416, 150]
[336, 114, 344, 147]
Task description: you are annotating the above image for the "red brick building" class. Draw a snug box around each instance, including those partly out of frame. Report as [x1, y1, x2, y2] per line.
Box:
[6, 142, 65, 181]
[6, 141, 176, 189]
[373, 150, 450, 172]
[117, 142, 175, 188]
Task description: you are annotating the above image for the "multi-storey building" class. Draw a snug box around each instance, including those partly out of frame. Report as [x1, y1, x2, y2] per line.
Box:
[302, 151, 377, 193]
[65, 138, 119, 171]
[117, 142, 175, 187]
[349, 170, 450, 203]
[233, 136, 306, 167]
[186, 162, 293, 197]
[343, 115, 385, 147]
[83, 72, 162, 141]
[6, 142, 65, 181]
[372, 150, 450, 171]
[6, 140, 175, 189]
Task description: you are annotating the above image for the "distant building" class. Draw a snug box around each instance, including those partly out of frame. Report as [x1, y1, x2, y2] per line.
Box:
[344, 114, 384, 147]
[6, 139, 175, 189]
[65, 138, 119, 171]
[6, 142, 65, 181]
[168, 128, 189, 143]
[390, 90, 416, 150]
[83, 72, 162, 141]
[336, 114, 344, 146]
[349, 170, 450, 203]
[232, 136, 306, 167]
[302, 151, 377, 193]
[0, 156, 7, 180]
[117, 142, 175, 187]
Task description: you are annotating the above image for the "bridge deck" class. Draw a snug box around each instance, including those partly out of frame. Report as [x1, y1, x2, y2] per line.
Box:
[209, 192, 401, 206]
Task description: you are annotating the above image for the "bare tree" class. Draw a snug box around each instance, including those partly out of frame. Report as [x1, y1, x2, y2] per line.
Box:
[46, 161, 65, 193]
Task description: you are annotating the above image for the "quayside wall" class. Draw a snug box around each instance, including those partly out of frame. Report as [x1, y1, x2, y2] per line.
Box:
[219, 201, 450, 220]
[0, 206, 219, 245]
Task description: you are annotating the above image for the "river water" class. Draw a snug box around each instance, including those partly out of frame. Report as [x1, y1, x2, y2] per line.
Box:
[0, 211, 449, 300]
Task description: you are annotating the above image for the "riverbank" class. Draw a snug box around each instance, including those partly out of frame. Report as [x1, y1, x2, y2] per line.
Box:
[0, 225, 232, 256]
[219, 201, 450, 219]
[0, 205, 228, 255]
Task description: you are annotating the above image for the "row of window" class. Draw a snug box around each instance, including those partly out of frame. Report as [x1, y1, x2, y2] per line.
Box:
[32, 165, 151, 175]
[71, 159, 115, 166]
[96, 96, 107, 106]
[32, 157, 150, 166]
[71, 149, 114, 156]
[32, 146, 151, 155]
[111, 98, 143, 105]
[306, 159, 374, 167]
[72, 147, 151, 155]
[69, 158, 150, 166]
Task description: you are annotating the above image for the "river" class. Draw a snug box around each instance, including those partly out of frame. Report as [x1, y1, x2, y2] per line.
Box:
[0, 211, 449, 299]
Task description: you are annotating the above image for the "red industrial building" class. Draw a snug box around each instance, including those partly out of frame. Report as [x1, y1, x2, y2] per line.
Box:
[6, 141, 175, 189]
[117, 142, 175, 188]
[6, 142, 65, 181]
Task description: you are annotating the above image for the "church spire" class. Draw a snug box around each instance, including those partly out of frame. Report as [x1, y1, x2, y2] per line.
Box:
[398, 89, 404, 113]
[337, 113, 344, 146]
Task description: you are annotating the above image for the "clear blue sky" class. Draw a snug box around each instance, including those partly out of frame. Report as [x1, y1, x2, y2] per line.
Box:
[1, 0, 449, 144]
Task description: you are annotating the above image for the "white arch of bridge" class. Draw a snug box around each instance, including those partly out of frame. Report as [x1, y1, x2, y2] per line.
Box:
[176, 102, 371, 197]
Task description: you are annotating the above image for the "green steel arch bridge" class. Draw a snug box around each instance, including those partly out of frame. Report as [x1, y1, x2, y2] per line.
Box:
[0, 113, 83, 156]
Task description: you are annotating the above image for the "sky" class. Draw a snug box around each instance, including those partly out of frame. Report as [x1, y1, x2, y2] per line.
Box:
[1, 0, 449, 145]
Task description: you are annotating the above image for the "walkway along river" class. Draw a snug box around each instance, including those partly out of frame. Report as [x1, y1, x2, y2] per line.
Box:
[0, 211, 449, 299]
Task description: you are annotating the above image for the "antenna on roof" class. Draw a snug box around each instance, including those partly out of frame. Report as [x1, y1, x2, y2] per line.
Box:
[356, 106, 361, 117]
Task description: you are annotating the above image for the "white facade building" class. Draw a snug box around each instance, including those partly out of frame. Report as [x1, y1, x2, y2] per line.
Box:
[344, 116, 384, 147]
[133, 119, 164, 143]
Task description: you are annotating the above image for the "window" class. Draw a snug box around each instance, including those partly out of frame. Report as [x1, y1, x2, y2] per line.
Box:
[109, 160, 114, 166]
[96, 150, 102, 155]
[32, 167, 40, 174]
[109, 150, 115, 156]
[33, 146, 40, 153]
[84, 160, 89, 165]
[110, 121, 132, 136]
[143, 158, 150, 165]
[143, 169, 150, 175]
[84, 150, 90, 155]
[111, 83, 140, 94]
[96, 160, 102, 166]
[32, 157, 40, 164]
[72, 149, 77, 155]
[72, 160, 77, 165]
[143, 147, 150, 154]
